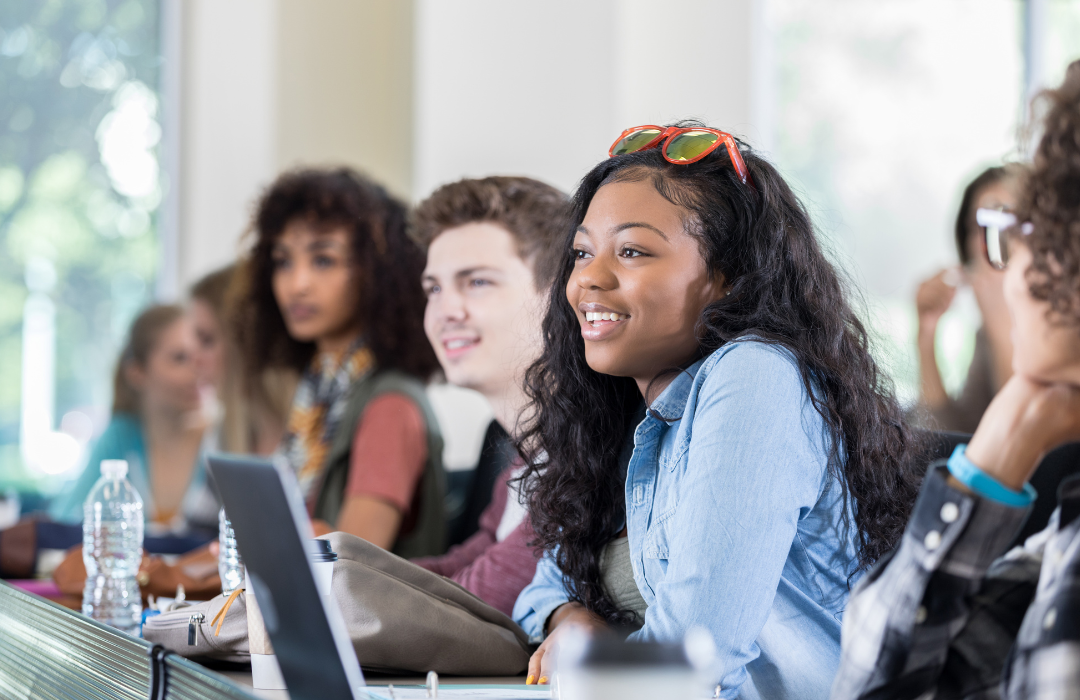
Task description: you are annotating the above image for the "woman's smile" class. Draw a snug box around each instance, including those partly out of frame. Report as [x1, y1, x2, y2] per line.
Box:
[578, 302, 631, 340]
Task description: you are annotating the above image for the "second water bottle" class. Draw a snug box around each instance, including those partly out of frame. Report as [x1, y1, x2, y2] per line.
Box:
[82, 459, 144, 634]
[218, 507, 244, 593]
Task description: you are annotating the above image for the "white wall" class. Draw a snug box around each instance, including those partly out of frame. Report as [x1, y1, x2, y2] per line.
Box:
[613, 0, 758, 140]
[175, 0, 417, 291]
[176, 0, 764, 282]
[414, 0, 617, 198]
[177, 0, 278, 289]
[276, 0, 415, 201]
[413, 0, 760, 200]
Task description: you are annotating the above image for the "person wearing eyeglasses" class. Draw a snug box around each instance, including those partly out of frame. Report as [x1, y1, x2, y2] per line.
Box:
[913, 164, 1025, 434]
[831, 61, 1080, 700]
[511, 122, 928, 698]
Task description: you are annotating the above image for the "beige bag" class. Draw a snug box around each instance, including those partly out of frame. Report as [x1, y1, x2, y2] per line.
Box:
[145, 532, 533, 676]
[142, 592, 250, 663]
[325, 532, 532, 675]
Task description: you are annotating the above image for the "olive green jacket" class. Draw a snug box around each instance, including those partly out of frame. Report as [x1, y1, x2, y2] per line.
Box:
[312, 370, 446, 559]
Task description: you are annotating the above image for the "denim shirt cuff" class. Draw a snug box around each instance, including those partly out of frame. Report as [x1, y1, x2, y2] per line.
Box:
[906, 463, 1031, 579]
[520, 595, 571, 645]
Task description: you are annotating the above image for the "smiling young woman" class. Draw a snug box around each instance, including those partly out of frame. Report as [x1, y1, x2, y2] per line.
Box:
[233, 168, 445, 558]
[512, 123, 927, 698]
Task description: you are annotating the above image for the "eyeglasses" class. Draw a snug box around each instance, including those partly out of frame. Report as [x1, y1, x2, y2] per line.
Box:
[976, 207, 1033, 270]
[608, 125, 753, 186]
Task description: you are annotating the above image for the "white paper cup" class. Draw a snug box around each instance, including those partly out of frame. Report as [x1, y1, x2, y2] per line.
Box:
[246, 540, 338, 691]
[309, 538, 337, 606]
[245, 566, 287, 690]
[250, 653, 287, 690]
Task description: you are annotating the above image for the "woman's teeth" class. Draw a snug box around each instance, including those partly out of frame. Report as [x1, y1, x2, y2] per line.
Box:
[445, 339, 476, 350]
[585, 312, 629, 322]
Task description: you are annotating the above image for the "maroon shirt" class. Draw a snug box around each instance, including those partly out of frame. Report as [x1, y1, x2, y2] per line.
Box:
[412, 466, 538, 617]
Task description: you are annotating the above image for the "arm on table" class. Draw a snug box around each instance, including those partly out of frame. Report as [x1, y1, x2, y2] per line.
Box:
[831, 464, 1033, 699]
[514, 550, 574, 642]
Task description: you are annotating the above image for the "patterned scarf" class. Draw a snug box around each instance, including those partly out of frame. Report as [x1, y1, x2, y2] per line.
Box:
[279, 340, 376, 503]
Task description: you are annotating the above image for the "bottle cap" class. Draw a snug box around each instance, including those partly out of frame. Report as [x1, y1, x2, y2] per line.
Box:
[101, 459, 128, 479]
[307, 538, 338, 562]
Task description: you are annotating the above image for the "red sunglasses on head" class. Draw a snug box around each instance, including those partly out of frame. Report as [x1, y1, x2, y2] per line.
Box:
[608, 125, 754, 187]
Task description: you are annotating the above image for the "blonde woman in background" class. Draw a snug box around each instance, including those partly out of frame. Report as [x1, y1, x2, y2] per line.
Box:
[1, 306, 219, 580]
[188, 265, 296, 456]
[51, 305, 217, 532]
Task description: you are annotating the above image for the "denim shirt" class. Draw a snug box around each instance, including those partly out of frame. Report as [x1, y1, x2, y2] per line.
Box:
[513, 339, 860, 699]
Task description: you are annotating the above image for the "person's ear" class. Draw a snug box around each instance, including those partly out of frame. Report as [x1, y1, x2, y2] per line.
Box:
[708, 272, 730, 302]
[124, 361, 148, 392]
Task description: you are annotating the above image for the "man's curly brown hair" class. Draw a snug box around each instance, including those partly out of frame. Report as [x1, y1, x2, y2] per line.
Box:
[1020, 60, 1080, 325]
[234, 167, 439, 380]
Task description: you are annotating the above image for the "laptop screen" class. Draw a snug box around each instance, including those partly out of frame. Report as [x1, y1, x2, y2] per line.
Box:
[209, 454, 365, 700]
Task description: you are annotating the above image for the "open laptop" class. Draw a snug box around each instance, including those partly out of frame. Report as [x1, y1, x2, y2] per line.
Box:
[208, 454, 366, 700]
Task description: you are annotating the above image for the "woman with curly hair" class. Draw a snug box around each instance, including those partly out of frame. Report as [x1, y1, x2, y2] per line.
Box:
[234, 167, 445, 557]
[832, 61, 1080, 699]
[511, 124, 927, 698]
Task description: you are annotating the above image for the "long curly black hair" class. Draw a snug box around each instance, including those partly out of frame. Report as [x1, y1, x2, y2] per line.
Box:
[235, 167, 439, 381]
[516, 127, 927, 625]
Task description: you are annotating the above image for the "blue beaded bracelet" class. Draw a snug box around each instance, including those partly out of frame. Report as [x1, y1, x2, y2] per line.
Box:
[947, 444, 1037, 508]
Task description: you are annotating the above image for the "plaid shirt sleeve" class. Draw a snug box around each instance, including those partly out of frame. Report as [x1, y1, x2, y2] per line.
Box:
[1001, 475, 1080, 699]
[830, 463, 1036, 700]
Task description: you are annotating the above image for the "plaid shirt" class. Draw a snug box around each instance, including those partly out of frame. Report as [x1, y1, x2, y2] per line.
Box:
[831, 462, 1080, 700]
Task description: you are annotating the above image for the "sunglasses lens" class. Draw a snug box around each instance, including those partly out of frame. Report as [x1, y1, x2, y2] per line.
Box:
[664, 130, 721, 162]
[985, 226, 1009, 270]
[611, 128, 664, 155]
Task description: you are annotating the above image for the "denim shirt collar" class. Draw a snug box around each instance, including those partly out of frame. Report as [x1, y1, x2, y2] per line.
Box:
[647, 356, 709, 422]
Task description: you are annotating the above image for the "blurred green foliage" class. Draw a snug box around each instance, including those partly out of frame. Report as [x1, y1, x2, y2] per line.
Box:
[0, 0, 160, 490]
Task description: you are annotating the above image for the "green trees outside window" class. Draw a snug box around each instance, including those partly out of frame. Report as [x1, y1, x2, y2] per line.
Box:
[0, 0, 161, 494]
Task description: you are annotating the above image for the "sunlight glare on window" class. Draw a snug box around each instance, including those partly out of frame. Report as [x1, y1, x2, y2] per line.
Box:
[96, 80, 160, 200]
[771, 0, 1024, 405]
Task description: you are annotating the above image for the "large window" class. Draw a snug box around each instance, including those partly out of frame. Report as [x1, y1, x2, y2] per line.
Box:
[770, 0, 1074, 405]
[1044, 1, 1080, 90]
[0, 1, 163, 496]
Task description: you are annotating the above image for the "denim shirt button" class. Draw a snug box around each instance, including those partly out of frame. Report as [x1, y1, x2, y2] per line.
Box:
[939, 502, 959, 523]
[924, 530, 942, 551]
[1044, 607, 1057, 630]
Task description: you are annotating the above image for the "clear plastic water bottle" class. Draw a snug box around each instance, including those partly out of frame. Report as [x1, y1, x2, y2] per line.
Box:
[82, 459, 143, 634]
[218, 507, 244, 593]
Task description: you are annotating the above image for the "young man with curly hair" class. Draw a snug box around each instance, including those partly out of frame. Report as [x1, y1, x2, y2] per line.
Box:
[410, 176, 568, 616]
